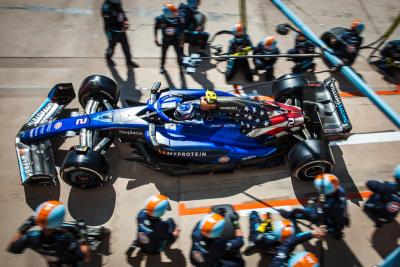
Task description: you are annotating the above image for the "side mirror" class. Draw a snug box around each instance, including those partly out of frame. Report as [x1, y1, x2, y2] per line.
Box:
[276, 23, 290, 35]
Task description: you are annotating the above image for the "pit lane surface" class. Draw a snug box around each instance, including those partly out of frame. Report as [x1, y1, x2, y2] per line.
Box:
[0, 0, 399, 266]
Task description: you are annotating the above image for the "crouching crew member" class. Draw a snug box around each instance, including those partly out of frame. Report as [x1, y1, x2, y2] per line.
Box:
[7, 201, 90, 267]
[226, 23, 254, 82]
[179, 0, 209, 52]
[280, 174, 349, 239]
[190, 212, 244, 267]
[364, 166, 400, 227]
[126, 194, 180, 256]
[155, 3, 184, 73]
[287, 33, 316, 73]
[253, 36, 280, 81]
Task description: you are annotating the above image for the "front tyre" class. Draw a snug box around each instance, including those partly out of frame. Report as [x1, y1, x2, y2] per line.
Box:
[61, 147, 109, 189]
[288, 139, 334, 181]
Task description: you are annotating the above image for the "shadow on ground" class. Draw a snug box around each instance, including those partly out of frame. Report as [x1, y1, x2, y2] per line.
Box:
[107, 64, 141, 107]
[127, 247, 186, 267]
[371, 220, 400, 259]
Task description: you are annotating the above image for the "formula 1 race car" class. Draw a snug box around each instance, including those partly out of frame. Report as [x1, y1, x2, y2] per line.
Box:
[15, 74, 352, 189]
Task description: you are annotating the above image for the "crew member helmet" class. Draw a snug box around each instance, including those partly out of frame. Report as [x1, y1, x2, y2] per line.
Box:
[394, 165, 400, 182]
[288, 251, 319, 267]
[314, 173, 340, 195]
[145, 194, 171, 217]
[272, 219, 295, 242]
[199, 213, 226, 238]
[175, 103, 195, 120]
[351, 19, 365, 34]
[163, 3, 178, 18]
[232, 23, 245, 36]
[187, 0, 201, 8]
[263, 36, 277, 50]
[34, 201, 66, 229]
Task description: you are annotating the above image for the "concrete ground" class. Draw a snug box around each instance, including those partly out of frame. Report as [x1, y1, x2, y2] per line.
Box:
[0, 0, 399, 266]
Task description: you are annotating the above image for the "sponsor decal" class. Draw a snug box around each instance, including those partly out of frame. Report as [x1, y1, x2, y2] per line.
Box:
[165, 27, 176, 35]
[20, 152, 33, 177]
[326, 79, 350, 124]
[209, 123, 236, 128]
[117, 129, 143, 136]
[54, 122, 63, 130]
[242, 155, 256, 161]
[218, 156, 230, 163]
[27, 102, 52, 126]
[219, 106, 238, 111]
[159, 150, 207, 157]
[386, 202, 400, 213]
[76, 118, 88, 125]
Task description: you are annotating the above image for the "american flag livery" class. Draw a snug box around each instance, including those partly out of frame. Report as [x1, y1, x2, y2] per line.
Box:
[235, 100, 304, 138]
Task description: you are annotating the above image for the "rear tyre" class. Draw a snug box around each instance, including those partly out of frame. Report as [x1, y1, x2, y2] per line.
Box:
[78, 75, 119, 108]
[288, 139, 334, 181]
[61, 147, 109, 189]
[272, 74, 307, 102]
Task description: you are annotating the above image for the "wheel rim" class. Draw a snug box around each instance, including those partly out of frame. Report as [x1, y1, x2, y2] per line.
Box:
[64, 168, 104, 189]
[304, 164, 326, 178]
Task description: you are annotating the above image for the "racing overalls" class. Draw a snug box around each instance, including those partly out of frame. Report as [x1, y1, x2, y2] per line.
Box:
[364, 180, 400, 226]
[155, 14, 184, 69]
[134, 209, 177, 254]
[378, 40, 400, 81]
[282, 187, 349, 239]
[190, 222, 244, 267]
[7, 229, 85, 267]
[334, 30, 363, 65]
[253, 41, 280, 81]
[287, 39, 316, 73]
[226, 35, 253, 82]
[268, 232, 314, 267]
[101, 0, 133, 64]
[178, 3, 209, 50]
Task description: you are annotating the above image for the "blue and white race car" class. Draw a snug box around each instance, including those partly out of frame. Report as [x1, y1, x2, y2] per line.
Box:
[16, 74, 351, 189]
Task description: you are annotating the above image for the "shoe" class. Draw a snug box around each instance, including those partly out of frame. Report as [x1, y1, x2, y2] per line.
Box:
[127, 60, 139, 68]
[160, 67, 165, 74]
[107, 59, 116, 67]
[126, 246, 136, 257]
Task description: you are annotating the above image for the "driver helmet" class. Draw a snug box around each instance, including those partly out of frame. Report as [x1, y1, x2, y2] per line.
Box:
[232, 23, 245, 37]
[394, 165, 400, 183]
[263, 36, 277, 50]
[145, 194, 171, 218]
[314, 173, 340, 195]
[272, 219, 295, 242]
[34, 201, 66, 229]
[288, 251, 319, 267]
[199, 213, 226, 238]
[205, 90, 217, 104]
[163, 3, 178, 18]
[187, 0, 201, 8]
[175, 103, 195, 120]
[351, 19, 365, 35]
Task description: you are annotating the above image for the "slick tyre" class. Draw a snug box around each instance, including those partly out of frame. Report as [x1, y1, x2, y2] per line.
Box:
[78, 75, 119, 108]
[272, 74, 307, 102]
[61, 147, 109, 189]
[288, 139, 334, 181]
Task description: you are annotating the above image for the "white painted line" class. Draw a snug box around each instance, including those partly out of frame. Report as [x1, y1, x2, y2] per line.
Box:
[237, 206, 295, 217]
[330, 131, 400, 146]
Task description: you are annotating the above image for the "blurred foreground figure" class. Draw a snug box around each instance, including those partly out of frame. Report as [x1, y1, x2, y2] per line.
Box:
[280, 174, 349, 239]
[287, 33, 316, 73]
[7, 201, 90, 267]
[226, 23, 254, 82]
[126, 194, 180, 256]
[190, 212, 244, 267]
[253, 36, 280, 81]
[102, 0, 139, 67]
[179, 0, 209, 53]
[364, 165, 400, 227]
[155, 3, 184, 74]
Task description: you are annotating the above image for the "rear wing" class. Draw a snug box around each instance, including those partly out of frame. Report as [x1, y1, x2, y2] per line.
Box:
[16, 83, 75, 185]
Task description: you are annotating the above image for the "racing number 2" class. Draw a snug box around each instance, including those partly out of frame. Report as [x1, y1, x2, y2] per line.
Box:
[287, 118, 295, 127]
